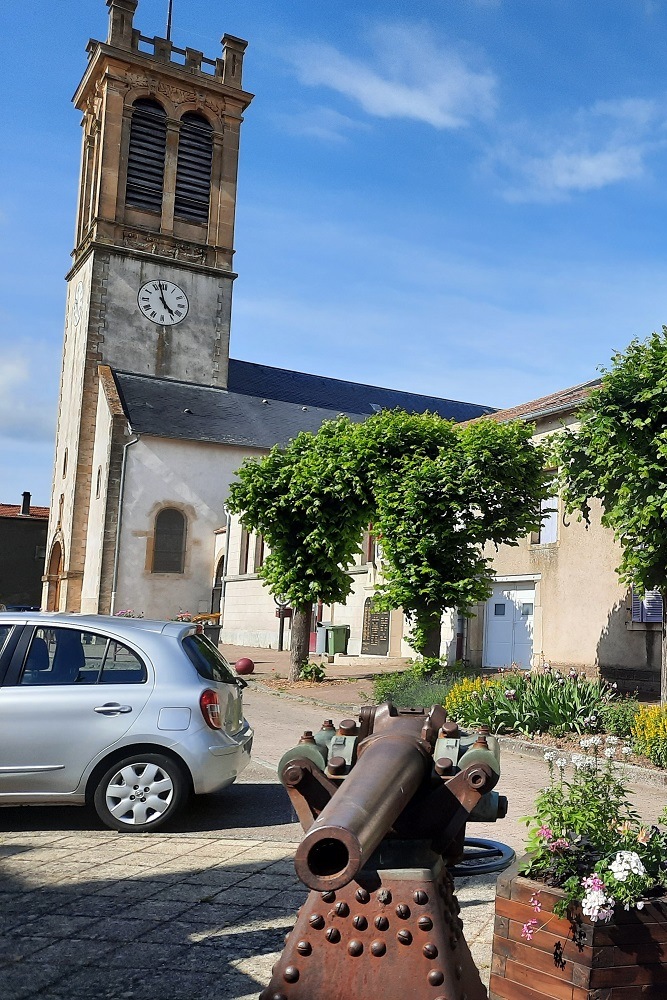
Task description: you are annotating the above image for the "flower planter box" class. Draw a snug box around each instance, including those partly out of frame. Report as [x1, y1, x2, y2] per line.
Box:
[490, 860, 667, 1000]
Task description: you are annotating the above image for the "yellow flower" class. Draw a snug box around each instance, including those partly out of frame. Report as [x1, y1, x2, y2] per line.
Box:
[636, 827, 651, 845]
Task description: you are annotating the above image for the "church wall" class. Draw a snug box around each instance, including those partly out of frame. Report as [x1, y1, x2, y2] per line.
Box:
[221, 514, 286, 647]
[80, 380, 115, 614]
[113, 438, 257, 619]
[101, 254, 233, 387]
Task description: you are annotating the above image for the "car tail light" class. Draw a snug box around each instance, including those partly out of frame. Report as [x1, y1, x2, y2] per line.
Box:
[200, 689, 222, 729]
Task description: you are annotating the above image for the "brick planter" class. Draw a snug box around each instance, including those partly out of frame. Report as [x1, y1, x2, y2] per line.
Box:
[490, 861, 667, 1000]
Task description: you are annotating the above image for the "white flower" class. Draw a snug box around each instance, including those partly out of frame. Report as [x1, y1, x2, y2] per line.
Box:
[582, 887, 615, 923]
[604, 748, 615, 759]
[609, 851, 645, 882]
[637, 901, 645, 910]
[589, 736, 602, 747]
[622, 746, 633, 756]
[580, 738, 591, 749]
[543, 750, 557, 762]
[556, 758, 567, 771]
[605, 735, 619, 745]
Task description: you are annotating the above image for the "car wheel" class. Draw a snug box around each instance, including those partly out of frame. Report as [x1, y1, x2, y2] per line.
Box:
[93, 753, 188, 832]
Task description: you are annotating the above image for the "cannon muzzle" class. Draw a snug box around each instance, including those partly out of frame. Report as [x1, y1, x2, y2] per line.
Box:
[295, 729, 431, 890]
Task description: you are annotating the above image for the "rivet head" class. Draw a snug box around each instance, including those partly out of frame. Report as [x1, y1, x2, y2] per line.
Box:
[348, 939, 363, 956]
[450, 934, 458, 949]
[309, 914, 325, 930]
[397, 929, 413, 945]
[423, 943, 439, 959]
[370, 940, 386, 957]
[325, 927, 341, 943]
[396, 903, 411, 919]
[322, 890, 336, 903]
[352, 915, 368, 930]
[283, 967, 299, 984]
[296, 940, 312, 956]
[377, 889, 392, 904]
[418, 916, 433, 931]
[355, 887, 370, 904]
[428, 971, 445, 986]
[374, 915, 389, 931]
[455, 964, 462, 979]
[335, 901, 350, 917]
[413, 890, 429, 905]
[270, 994, 287, 1000]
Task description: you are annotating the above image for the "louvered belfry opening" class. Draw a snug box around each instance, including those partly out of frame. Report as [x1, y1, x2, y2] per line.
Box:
[126, 98, 168, 213]
[175, 112, 214, 224]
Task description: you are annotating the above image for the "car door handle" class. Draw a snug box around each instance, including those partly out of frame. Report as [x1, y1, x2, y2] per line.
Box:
[94, 703, 133, 715]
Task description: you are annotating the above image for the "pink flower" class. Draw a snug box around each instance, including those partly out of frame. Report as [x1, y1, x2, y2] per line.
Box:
[521, 919, 538, 941]
[582, 874, 605, 893]
[529, 892, 542, 913]
[547, 838, 570, 852]
[537, 825, 553, 841]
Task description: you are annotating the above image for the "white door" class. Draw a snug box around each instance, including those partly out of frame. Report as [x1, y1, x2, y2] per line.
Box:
[484, 582, 534, 669]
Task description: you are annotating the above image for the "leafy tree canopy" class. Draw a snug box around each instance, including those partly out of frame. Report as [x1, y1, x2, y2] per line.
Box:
[556, 328, 667, 595]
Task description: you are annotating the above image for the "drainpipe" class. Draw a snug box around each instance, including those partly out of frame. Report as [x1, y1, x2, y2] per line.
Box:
[219, 506, 232, 630]
[109, 431, 140, 615]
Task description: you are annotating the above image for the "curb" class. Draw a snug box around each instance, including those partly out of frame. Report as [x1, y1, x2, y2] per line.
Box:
[249, 678, 667, 791]
[496, 735, 667, 790]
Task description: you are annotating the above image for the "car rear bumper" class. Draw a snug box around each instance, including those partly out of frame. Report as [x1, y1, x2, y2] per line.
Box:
[187, 720, 253, 794]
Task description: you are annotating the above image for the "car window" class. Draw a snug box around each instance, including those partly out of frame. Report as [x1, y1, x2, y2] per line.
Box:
[0, 625, 13, 657]
[182, 634, 237, 685]
[20, 628, 147, 685]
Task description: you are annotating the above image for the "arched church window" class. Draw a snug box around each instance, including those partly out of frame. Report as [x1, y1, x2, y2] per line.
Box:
[174, 112, 213, 224]
[126, 98, 167, 213]
[152, 508, 186, 574]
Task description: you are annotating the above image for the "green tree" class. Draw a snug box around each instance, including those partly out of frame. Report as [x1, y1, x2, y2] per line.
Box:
[369, 417, 550, 657]
[556, 328, 667, 703]
[228, 407, 551, 676]
[227, 416, 371, 680]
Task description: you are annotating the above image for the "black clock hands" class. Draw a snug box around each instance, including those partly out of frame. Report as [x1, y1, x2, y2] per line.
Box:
[159, 289, 175, 317]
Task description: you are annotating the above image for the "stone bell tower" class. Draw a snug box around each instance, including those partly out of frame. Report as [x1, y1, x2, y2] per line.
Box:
[43, 0, 253, 611]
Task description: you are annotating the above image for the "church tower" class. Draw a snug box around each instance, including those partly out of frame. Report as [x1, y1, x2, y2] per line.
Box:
[43, 0, 253, 611]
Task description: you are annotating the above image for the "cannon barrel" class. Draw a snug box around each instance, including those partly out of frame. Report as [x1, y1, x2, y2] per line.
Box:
[294, 730, 431, 891]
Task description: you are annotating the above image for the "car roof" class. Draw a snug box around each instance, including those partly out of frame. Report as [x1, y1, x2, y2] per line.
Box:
[0, 612, 192, 638]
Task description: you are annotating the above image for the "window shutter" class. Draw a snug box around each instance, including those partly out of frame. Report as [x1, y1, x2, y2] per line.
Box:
[126, 99, 167, 213]
[643, 589, 663, 623]
[174, 113, 213, 224]
[631, 588, 643, 623]
[153, 508, 186, 573]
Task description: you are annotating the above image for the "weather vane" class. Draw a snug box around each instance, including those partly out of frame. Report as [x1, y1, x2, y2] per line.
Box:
[166, 0, 173, 41]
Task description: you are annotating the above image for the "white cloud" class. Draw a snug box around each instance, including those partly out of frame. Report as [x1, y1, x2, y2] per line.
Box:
[274, 105, 370, 143]
[290, 23, 497, 129]
[491, 96, 665, 202]
[0, 350, 57, 442]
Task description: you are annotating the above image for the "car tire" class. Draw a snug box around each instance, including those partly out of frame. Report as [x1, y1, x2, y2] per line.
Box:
[93, 753, 189, 832]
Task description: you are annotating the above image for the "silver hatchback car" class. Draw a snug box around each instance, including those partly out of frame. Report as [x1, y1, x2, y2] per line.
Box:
[0, 613, 253, 832]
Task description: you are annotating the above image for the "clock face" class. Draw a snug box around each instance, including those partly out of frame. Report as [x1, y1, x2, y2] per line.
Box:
[72, 280, 84, 327]
[137, 280, 189, 326]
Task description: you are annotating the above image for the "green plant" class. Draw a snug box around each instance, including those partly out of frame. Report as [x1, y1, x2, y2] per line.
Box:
[445, 668, 615, 737]
[372, 671, 458, 708]
[521, 739, 667, 926]
[299, 660, 327, 683]
[599, 697, 640, 739]
[632, 705, 667, 768]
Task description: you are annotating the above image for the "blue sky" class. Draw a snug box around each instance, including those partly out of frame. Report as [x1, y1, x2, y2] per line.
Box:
[3, 0, 667, 504]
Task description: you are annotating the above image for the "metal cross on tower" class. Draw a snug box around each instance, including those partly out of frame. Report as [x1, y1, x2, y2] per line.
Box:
[166, 0, 173, 41]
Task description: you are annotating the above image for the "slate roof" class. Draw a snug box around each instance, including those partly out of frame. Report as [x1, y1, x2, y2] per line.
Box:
[0, 504, 49, 520]
[227, 358, 496, 421]
[112, 371, 366, 449]
[112, 362, 496, 449]
[473, 379, 601, 424]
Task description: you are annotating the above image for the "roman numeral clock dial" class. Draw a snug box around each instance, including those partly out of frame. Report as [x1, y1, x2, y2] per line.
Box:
[137, 280, 189, 326]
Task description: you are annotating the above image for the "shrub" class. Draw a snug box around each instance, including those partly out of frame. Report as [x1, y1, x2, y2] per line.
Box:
[445, 669, 614, 737]
[632, 705, 667, 768]
[373, 671, 458, 708]
[300, 660, 326, 682]
[599, 697, 640, 739]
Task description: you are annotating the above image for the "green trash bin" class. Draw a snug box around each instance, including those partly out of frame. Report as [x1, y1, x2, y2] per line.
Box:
[326, 624, 350, 655]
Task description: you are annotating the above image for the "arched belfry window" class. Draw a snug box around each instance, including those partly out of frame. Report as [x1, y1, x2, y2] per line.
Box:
[153, 508, 186, 574]
[174, 112, 213, 224]
[126, 98, 167, 213]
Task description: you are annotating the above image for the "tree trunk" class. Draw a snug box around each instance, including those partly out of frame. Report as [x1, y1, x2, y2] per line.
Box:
[416, 609, 442, 661]
[289, 604, 312, 682]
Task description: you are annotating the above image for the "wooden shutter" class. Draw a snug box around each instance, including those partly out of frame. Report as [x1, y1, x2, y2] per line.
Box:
[631, 587, 663, 623]
[126, 99, 167, 213]
[174, 113, 213, 223]
[153, 508, 186, 573]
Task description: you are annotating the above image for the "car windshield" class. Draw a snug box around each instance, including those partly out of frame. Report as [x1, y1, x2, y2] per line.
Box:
[182, 634, 238, 685]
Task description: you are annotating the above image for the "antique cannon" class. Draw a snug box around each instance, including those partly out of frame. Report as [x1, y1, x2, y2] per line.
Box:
[260, 703, 508, 1000]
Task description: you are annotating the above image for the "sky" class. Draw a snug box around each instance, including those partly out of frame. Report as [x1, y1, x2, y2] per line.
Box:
[3, 0, 667, 505]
